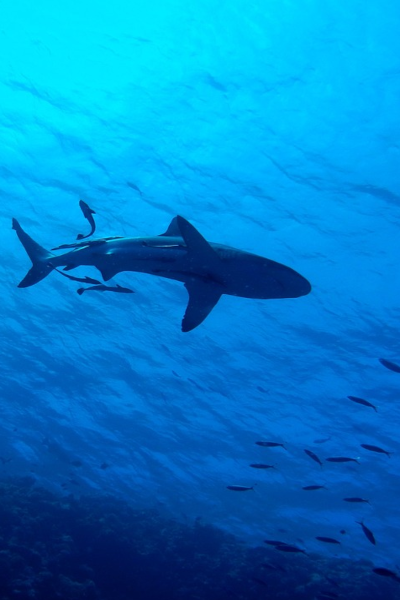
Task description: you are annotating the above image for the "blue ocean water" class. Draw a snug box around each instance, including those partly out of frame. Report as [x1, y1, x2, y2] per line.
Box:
[1, 0, 400, 597]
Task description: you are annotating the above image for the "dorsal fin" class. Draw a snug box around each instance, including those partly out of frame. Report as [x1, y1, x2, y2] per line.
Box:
[159, 217, 182, 237]
[182, 280, 222, 332]
[176, 216, 221, 263]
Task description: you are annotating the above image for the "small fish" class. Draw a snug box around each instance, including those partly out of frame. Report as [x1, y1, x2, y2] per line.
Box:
[348, 395, 377, 412]
[80, 275, 103, 285]
[77, 284, 135, 295]
[187, 378, 205, 391]
[304, 449, 323, 466]
[356, 521, 376, 545]
[343, 497, 370, 504]
[360, 443, 391, 457]
[326, 457, 359, 463]
[100, 462, 110, 470]
[379, 358, 400, 373]
[127, 181, 143, 197]
[275, 544, 307, 554]
[256, 441, 286, 449]
[226, 485, 255, 492]
[314, 437, 331, 444]
[373, 567, 400, 583]
[52, 242, 81, 251]
[77, 199, 96, 240]
[55, 268, 102, 285]
[302, 485, 326, 491]
[264, 540, 288, 547]
[52, 236, 122, 251]
[70, 459, 83, 467]
[315, 536, 341, 545]
[249, 463, 275, 469]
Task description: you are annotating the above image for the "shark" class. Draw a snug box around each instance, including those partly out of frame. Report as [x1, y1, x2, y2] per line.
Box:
[12, 214, 311, 331]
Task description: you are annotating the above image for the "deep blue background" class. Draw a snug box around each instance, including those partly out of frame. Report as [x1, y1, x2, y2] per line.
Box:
[1, 0, 400, 574]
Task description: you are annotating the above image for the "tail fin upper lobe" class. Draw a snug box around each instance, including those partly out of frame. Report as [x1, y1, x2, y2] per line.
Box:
[12, 218, 55, 287]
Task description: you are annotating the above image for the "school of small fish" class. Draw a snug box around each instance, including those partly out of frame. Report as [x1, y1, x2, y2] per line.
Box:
[226, 357, 400, 589]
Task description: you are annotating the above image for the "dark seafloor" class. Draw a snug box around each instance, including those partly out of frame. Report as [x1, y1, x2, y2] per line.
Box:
[0, 477, 399, 600]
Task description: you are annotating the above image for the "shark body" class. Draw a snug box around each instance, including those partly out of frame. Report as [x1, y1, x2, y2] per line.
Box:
[12, 215, 311, 331]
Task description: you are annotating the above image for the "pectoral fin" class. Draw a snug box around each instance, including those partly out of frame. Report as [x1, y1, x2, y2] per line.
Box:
[182, 280, 222, 332]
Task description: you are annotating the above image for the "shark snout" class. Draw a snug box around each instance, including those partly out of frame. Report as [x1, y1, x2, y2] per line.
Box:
[276, 268, 311, 299]
[297, 275, 312, 297]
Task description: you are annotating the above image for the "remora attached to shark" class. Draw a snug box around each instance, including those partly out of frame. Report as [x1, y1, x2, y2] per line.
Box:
[12, 215, 311, 331]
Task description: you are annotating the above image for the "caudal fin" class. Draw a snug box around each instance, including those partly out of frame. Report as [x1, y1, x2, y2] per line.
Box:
[12, 218, 55, 287]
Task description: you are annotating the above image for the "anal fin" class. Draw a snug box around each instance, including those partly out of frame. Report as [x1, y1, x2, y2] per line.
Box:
[182, 280, 222, 332]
